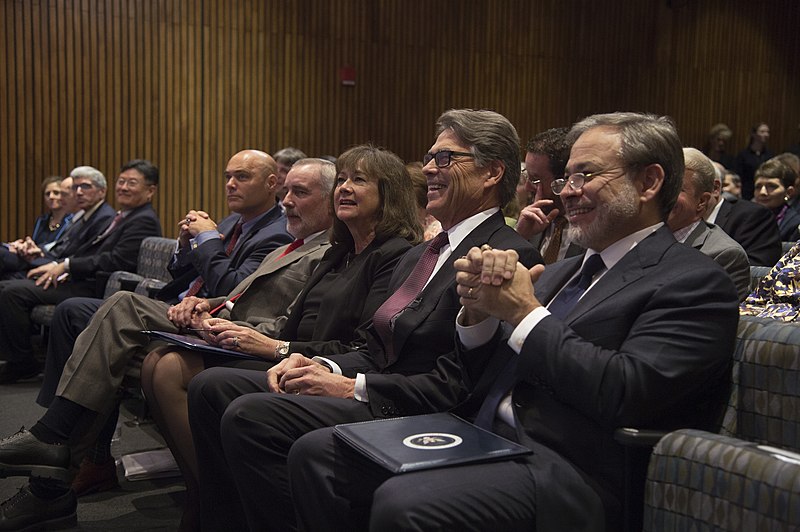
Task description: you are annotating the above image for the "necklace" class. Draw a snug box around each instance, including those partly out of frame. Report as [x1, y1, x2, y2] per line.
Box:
[48, 216, 61, 232]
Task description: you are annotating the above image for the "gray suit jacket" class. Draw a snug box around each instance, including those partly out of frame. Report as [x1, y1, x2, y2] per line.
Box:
[211, 231, 332, 338]
[684, 221, 751, 301]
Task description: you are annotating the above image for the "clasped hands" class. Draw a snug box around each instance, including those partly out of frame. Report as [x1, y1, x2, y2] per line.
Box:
[454, 245, 545, 327]
[178, 210, 218, 247]
[266, 354, 356, 399]
[28, 260, 67, 290]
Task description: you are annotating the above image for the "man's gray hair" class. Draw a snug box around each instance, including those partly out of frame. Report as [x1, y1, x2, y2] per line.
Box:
[683, 148, 716, 194]
[567, 112, 684, 218]
[291, 158, 336, 196]
[435, 109, 520, 208]
[69, 166, 107, 189]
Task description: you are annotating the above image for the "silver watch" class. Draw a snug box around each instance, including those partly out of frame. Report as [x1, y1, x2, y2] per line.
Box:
[275, 341, 291, 359]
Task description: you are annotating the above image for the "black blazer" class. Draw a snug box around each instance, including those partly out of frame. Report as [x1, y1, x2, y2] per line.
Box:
[68, 202, 162, 281]
[157, 206, 292, 303]
[459, 226, 740, 529]
[715, 197, 782, 266]
[325, 211, 541, 417]
[283, 236, 413, 357]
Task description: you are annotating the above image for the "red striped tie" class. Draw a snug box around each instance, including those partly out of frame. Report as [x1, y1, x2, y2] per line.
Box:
[185, 221, 244, 298]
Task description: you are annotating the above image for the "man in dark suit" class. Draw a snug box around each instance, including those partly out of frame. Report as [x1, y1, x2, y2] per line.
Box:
[0, 167, 115, 280]
[184, 109, 541, 531]
[288, 113, 740, 532]
[705, 165, 782, 266]
[0, 160, 162, 384]
[0, 159, 335, 530]
[515, 127, 583, 263]
[40, 149, 291, 404]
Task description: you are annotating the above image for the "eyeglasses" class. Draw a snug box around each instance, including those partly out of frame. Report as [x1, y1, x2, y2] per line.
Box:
[423, 150, 475, 168]
[551, 167, 626, 194]
[71, 182, 95, 191]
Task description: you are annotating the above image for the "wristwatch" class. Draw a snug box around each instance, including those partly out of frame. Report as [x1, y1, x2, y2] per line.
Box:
[275, 341, 291, 360]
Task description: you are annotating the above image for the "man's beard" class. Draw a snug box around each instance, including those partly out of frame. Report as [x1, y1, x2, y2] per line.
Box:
[566, 180, 639, 250]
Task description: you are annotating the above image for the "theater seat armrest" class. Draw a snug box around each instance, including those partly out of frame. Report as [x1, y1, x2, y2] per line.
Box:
[614, 427, 668, 448]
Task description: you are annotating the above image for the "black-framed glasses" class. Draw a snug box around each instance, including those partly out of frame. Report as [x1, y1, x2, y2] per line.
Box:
[551, 167, 626, 194]
[423, 150, 475, 168]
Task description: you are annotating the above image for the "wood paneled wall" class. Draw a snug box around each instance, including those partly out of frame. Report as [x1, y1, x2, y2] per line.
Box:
[2, 0, 799, 240]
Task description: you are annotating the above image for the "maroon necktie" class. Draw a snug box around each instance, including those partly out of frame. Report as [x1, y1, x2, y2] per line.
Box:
[372, 231, 449, 365]
[92, 211, 125, 244]
[185, 221, 244, 298]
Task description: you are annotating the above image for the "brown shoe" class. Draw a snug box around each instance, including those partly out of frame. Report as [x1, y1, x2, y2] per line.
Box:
[70, 457, 119, 497]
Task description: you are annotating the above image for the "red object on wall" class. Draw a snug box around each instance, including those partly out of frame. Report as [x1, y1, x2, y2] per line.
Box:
[338, 66, 356, 86]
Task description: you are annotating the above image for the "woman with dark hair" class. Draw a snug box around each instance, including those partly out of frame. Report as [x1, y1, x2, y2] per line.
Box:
[752, 158, 800, 242]
[735, 122, 773, 199]
[139, 144, 422, 529]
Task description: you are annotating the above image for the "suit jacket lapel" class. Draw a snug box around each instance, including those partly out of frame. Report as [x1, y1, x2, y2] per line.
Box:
[227, 205, 283, 264]
[233, 235, 328, 295]
[388, 212, 505, 356]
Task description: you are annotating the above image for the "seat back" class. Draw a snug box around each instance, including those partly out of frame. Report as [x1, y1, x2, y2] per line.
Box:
[720, 315, 800, 452]
[103, 237, 175, 297]
[644, 429, 800, 531]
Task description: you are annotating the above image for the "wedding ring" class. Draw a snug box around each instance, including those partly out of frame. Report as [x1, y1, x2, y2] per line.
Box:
[294, 389, 300, 395]
[468, 287, 474, 298]
[233, 337, 240, 348]
[480, 244, 492, 251]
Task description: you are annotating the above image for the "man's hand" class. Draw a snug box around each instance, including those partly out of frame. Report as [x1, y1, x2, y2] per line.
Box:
[266, 353, 318, 393]
[178, 210, 216, 247]
[273, 354, 355, 398]
[168, 296, 211, 328]
[515, 200, 559, 240]
[29, 261, 67, 290]
[455, 246, 546, 327]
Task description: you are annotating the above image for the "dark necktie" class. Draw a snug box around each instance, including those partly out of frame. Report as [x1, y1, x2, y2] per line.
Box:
[277, 238, 304, 258]
[541, 216, 567, 265]
[92, 211, 124, 244]
[473, 253, 606, 430]
[546, 253, 606, 319]
[372, 231, 449, 365]
[185, 221, 244, 298]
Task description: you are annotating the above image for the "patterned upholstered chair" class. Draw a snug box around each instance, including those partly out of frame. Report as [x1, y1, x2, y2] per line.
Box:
[640, 316, 800, 531]
[30, 236, 176, 334]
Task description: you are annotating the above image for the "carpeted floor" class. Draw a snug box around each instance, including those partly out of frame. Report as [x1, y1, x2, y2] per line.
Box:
[0, 378, 184, 530]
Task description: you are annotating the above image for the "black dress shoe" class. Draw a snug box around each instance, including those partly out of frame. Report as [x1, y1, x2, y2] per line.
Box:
[0, 361, 40, 385]
[0, 484, 77, 531]
[0, 429, 70, 481]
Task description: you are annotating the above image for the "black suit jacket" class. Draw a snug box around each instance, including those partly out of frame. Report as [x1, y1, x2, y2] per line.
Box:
[459, 226, 739, 528]
[67, 202, 162, 282]
[157, 206, 292, 303]
[715, 197, 782, 266]
[29, 202, 118, 267]
[325, 211, 541, 417]
[283, 236, 413, 357]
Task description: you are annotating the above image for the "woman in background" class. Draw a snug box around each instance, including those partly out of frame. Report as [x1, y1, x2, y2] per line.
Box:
[752, 158, 800, 242]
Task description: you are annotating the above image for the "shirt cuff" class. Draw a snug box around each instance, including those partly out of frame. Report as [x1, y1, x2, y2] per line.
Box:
[312, 356, 342, 375]
[456, 307, 501, 350]
[190, 230, 222, 250]
[63, 258, 70, 272]
[354, 373, 368, 403]
[508, 307, 551, 354]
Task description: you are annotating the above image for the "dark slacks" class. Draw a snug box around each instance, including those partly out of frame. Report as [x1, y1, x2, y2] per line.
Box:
[289, 425, 606, 532]
[0, 278, 95, 364]
[187, 367, 375, 532]
[37, 297, 103, 407]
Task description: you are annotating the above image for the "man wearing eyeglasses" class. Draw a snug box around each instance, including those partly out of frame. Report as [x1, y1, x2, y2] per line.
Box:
[183, 109, 542, 531]
[0, 160, 162, 384]
[516, 127, 584, 263]
[288, 113, 740, 532]
[0, 167, 116, 282]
